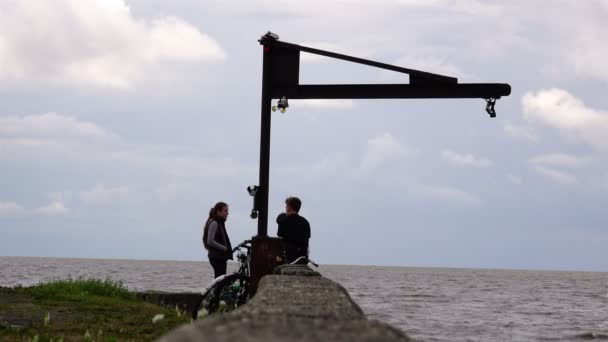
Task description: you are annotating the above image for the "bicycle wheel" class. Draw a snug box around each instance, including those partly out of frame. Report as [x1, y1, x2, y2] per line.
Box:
[195, 273, 250, 317]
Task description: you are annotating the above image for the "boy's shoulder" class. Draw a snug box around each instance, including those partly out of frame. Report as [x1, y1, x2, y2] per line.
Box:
[296, 214, 310, 225]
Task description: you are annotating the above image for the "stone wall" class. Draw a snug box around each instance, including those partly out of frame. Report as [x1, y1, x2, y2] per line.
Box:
[158, 265, 410, 342]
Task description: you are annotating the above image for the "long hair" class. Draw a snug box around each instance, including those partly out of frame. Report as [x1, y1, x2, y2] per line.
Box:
[203, 202, 228, 249]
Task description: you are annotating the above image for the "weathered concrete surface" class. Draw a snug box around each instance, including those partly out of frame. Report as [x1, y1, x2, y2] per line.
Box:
[158, 265, 410, 342]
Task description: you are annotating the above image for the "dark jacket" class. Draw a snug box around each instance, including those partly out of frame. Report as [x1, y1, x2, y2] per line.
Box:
[277, 213, 311, 263]
[205, 218, 233, 260]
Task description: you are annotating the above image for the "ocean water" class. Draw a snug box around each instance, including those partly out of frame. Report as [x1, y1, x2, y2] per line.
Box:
[1, 256, 607, 342]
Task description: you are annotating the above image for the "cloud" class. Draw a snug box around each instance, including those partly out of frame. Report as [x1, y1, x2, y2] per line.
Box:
[394, 0, 504, 16]
[395, 55, 472, 80]
[0, 113, 114, 159]
[109, 149, 253, 179]
[503, 121, 540, 143]
[49, 191, 73, 203]
[292, 99, 355, 110]
[361, 133, 415, 170]
[0, 201, 25, 217]
[507, 174, 522, 185]
[522, 88, 608, 151]
[531, 166, 578, 185]
[80, 184, 129, 205]
[0, 113, 112, 140]
[529, 153, 589, 168]
[0, 112, 251, 178]
[0, 112, 254, 204]
[35, 201, 69, 217]
[303, 152, 351, 179]
[299, 42, 369, 62]
[0, 0, 225, 89]
[570, 35, 608, 82]
[155, 182, 192, 203]
[441, 149, 492, 168]
[567, 5, 608, 82]
[410, 183, 482, 206]
[528, 153, 587, 185]
[249, 0, 505, 18]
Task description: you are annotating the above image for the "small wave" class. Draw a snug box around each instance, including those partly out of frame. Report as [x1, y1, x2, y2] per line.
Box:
[574, 332, 608, 340]
[406, 294, 437, 298]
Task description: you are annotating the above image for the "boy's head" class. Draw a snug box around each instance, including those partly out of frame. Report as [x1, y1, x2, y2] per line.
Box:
[285, 196, 302, 215]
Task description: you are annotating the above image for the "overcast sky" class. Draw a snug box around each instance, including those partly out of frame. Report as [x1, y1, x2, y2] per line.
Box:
[1, 0, 607, 271]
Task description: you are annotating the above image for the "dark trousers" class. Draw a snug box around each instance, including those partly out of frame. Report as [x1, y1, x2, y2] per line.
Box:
[209, 257, 227, 278]
[285, 245, 309, 264]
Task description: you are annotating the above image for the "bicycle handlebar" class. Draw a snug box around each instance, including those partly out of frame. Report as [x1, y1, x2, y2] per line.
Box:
[289, 256, 319, 267]
[231, 241, 318, 267]
[232, 239, 252, 253]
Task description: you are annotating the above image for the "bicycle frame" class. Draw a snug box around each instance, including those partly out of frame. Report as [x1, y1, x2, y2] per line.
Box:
[200, 241, 318, 300]
[201, 240, 252, 295]
[195, 240, 321, 318]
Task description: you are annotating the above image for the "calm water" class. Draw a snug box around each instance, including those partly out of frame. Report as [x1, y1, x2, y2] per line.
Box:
[1, 256, 607, 342]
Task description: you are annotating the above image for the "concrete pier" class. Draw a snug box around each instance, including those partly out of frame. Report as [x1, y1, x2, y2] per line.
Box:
[158, 265, 410, 341]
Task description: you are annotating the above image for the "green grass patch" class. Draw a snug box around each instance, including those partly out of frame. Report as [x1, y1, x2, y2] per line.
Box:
[0, 279, 192, 341]
[24, 278, 134, 302]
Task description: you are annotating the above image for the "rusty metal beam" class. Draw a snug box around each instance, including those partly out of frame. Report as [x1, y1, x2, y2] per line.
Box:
[270, 83, 511, 100]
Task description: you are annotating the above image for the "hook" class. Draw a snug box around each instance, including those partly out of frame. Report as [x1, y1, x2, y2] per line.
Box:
[485, 98, 497, 118]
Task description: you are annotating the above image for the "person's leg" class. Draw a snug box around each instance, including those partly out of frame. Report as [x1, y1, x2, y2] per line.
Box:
[218, 259, 227, 277]
[210, 257, 228, 278]
[209, 258, 223, 278]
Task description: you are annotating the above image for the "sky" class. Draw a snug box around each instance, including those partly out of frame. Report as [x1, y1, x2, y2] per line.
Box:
[1, 0, 607, 272]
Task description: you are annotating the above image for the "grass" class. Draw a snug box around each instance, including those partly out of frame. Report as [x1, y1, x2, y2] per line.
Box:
[25, 278, 134, 302]
[0, 278, 191, 341]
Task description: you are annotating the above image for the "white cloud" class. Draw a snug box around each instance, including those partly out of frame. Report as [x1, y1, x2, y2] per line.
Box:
[299, 42, 368, 62]
[361, 133, 415, 170]
[0, 0, 225, 89]
[35, 201, 69, 216]
[529, 153, 589, 168]
[568, 10, 608, 82]
[395, 55, 471, 80]
[531, 166, 578, 185]
[304, 152, 350, 179]
[155, 182, 191, 203]
[0, 113, 112, 141]
[281, 152, 352, 181]
[528, 153, 587, 185]
[411, 183, 482, 206]
[507, 174, 522, 185]
[250, 0, 505, 18]
[292, 99, 355, 110]
[503, 121, 540, 143]
[110, 149, 253, 179]
[522, 88, 608, 151]
[49, 191, 73, 203]
[0, 112, 254, 204]
[80, 184, 129, 205]
[394, 0, 504, 16]
[0, 113, 114, 159]
[441, 149, 492, 168]
[0, 201, 25, 217]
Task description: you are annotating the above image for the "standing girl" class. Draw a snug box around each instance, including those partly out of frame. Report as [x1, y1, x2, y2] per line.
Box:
[203, 202, 233, 278]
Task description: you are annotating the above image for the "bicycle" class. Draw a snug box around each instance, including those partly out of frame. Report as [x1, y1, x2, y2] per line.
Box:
[193, 239, 252, 318]
[193, 239, 319, 318]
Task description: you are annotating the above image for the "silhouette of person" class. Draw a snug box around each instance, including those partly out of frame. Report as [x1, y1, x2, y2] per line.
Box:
[276, 196, 311, 264]
[202, 202, 233, 278]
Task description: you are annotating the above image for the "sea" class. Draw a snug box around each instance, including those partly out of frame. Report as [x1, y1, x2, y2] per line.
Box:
[1, 256, 607, 342]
